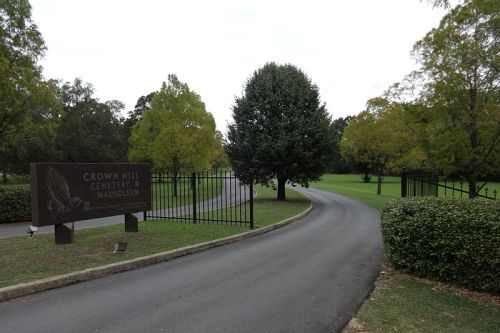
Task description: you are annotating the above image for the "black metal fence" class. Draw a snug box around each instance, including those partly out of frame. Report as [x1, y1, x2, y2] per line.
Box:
[401, 168, 497, 200]
[145, 172, 254, 228]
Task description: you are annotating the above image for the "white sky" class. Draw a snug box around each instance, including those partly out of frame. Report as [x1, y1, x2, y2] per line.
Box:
[30, 0, 448, 132]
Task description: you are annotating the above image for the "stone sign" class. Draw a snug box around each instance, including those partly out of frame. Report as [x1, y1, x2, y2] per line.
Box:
[31, 163, 151, 227]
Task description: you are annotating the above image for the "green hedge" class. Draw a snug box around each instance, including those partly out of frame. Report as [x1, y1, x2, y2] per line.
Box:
[382, 197, 500, 294]
[0, 185, 31, 223]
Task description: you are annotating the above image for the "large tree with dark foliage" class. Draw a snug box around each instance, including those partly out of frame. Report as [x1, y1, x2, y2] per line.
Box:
[123, 91, 156, 142]
[55, 79, 128, 163]
[226, 62, 334, 201]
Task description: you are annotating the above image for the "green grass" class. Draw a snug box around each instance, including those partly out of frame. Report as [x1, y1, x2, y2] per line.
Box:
[311, 174, 400, 210]
[152, 177, 223, 209]
[0, 186, 309, 288]
[311, 174, 500, 211]
[348, 270, 500, 333]
[253, 186, 310, 227]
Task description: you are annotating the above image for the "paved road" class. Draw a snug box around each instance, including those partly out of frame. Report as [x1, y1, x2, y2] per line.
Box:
[0, 178, 249, 239]
[0, 188, 383, 333]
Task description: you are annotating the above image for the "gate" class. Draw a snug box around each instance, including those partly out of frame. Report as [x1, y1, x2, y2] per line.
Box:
[145, 172, 254, 228]
[401, 168, 497, 200]
[401, 169, 439, 198]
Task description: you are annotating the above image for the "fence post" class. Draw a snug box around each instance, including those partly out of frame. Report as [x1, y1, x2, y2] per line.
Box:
[401, 168, 407, 198]
[192, 172, 197, 224]
[249, 173, 254, 229]
[434, 174, 439, 197]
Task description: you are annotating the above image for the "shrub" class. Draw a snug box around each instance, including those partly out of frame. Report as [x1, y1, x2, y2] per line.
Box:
[0, 185, 31, 223]
[382, 197, 500, 294]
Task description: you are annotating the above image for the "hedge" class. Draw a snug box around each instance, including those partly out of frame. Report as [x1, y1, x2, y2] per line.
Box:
[0, 185, 31, 223]
[381, 197, 500, 294]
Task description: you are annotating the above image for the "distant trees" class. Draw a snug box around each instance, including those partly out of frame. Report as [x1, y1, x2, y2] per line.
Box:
[128, 75, 221, 194]
[123, 91, 156, 144]
[4, 0, 495, 201]
[210, 131, 229, 171]
[55, 79, 128, 163]
[328, 116, 354, 173]
[0, 2, 220, 183]
[226, 63, 334, 200]
[341, 100, 396, 195]
[341, 97, 426, 195]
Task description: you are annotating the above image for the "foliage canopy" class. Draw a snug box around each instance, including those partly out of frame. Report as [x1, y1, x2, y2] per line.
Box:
[0, 0, 47, 142]
[129, 74, 220, 177]
[55, 79, 128, 163]
[226, 62, 334, 200]
[411, 0, 500, 196]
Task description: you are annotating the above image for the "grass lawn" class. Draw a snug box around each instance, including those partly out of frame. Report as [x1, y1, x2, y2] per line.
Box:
[0, 186, 309, 288]
[346, 269, 500, 333]
[253, 185, 310, 228]
[311, 174, 500, 211]
[313, 174, 500, 333]
[310, 174, 400, 211]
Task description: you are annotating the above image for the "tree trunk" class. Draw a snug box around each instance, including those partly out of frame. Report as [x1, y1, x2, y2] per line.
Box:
[363, 167, 370, 183]
[277, 175, 287, 201]
[172, 163, 180, 197]
[468, 178, 477, 199]
[467, 86, 479, 199]
[173, 176, 178, 197]
[376, 173, 383, 195]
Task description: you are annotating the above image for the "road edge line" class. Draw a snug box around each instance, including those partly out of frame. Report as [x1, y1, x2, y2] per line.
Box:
[0, 202, 313, 302]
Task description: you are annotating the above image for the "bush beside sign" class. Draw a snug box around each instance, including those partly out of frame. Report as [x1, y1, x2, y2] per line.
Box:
[31, 163, 151, 227]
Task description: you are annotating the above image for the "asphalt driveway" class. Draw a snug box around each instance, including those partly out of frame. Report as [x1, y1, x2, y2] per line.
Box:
[0, 187, 383, 333]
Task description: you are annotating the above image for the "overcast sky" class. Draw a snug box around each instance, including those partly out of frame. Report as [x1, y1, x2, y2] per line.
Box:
[30, 0, 448, 132]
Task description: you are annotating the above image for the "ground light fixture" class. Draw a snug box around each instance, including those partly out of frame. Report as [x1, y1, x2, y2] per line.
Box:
[26, 225, 38, 237]
[114, 242, 128, 253]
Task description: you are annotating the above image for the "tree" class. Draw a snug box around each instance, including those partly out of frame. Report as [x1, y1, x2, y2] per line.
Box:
[423, 0, 472, 8]
[328, 116, 355, 173]
[425, 0, 452, 8]
[128, 74, 219, 195]
[411, 0, 500, 197]
[55, 79, 128, 163]
[341, 108, 391, 195]
[225, 62, 334, 201]
[0, 79, 61, 181]
[128, 92, 156, 124]
[210, 130, 229, 172]
[0, 0, 46, 145]
[123, 91, 156, 143]
[341, 98, 426, 195]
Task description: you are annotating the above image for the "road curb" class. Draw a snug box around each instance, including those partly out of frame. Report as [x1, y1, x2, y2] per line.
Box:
[0, 202, 313, 302]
